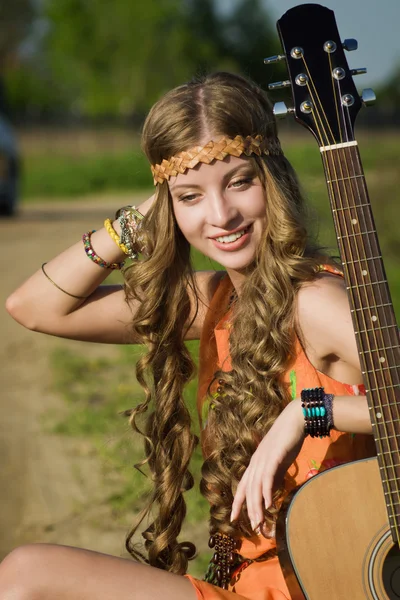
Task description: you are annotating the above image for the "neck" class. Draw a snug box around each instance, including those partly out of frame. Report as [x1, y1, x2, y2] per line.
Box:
[226, 267, 248, 295]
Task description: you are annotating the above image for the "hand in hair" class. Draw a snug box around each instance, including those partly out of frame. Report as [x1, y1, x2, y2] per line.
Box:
[230, 398, 305, 533]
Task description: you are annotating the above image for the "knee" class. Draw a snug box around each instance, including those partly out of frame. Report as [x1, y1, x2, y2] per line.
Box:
[0, 544, 52, 599]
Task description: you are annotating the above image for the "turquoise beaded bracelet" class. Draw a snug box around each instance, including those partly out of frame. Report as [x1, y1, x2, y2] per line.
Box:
[301, 387, 333, 438]
[82, 230, 125, 270]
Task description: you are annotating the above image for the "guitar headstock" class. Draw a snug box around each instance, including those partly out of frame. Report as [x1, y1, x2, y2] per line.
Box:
[268, 4, 375, 146]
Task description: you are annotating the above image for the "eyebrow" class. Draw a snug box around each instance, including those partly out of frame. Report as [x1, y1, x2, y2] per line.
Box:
[169, 164, 255, 192]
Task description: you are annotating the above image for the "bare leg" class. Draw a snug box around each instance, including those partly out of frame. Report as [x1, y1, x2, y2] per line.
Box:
[0, 544, 198, 600]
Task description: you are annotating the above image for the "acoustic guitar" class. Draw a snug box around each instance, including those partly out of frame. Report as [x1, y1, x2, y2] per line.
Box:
[265, 4, 400, 599]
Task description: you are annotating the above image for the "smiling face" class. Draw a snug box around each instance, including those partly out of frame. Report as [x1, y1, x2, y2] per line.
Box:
[169, 155, 266, 287]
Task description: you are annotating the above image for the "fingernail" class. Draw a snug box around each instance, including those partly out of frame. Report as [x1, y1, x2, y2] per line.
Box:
[250, 520, 256, 530]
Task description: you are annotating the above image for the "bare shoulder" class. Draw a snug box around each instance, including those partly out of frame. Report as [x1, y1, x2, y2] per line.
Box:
[185, 270, 226, 340]
[297, 272, 347, 320]
[296, 272, 359, 370]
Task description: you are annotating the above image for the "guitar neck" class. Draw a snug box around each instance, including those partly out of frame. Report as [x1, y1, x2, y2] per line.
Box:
[321, 143, 400, 541]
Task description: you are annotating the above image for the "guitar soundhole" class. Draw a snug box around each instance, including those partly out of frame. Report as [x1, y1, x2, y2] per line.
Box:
[383, 544, 400, 598]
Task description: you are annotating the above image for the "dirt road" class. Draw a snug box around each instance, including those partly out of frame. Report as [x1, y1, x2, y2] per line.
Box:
[0, 194, 147, 560]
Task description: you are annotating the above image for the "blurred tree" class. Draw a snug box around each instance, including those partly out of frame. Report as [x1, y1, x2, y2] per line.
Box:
[376, 63, 400, 110]
[182, 0, 283, 85]
[43, 0, 284, 117]
[0, 0, 35, 70]
[220, 0, 283, 86]
[4, 0, 284, 118]
[42, 0, 194, 116]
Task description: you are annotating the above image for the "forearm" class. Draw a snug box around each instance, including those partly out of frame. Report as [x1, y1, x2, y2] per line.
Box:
[6, 196, 154, 330]
[331, 394, 372, 435]
[6, 223, 125, 328]
[292, 394, 373, 436]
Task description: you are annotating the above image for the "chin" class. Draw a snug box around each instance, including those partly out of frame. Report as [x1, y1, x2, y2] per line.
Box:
[219, 255, 256, 274]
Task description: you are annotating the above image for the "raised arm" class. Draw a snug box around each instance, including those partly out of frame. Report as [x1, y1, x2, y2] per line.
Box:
[6, 197, 218, 344]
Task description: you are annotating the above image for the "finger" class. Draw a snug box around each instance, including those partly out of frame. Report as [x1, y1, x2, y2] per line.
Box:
[230, 469, 249, 522]
[245, 468, 265, 531]
[262, 472, 275, 510]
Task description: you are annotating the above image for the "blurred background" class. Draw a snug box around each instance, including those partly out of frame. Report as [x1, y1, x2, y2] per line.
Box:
[0, 0, 399, 578]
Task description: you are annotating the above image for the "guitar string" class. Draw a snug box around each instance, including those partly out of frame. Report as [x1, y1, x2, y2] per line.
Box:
[303, 58, 336, 146]
[338, 95, 400, 427]
[328, 60, 400, 538]
[331, 56, 400, 463]
[336, 84, 400, 530]
[327, 55, 400, 536]
[330, 51, 400, 516]
[335, 78, 400, 532]
[300, 52, 400, 537]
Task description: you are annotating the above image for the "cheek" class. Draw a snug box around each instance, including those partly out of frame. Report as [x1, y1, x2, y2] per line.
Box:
[251, 190, 267, 217]
[173, 204, 202, 241]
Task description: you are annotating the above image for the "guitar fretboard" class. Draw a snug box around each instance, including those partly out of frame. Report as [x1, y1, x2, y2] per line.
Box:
[322, 143, 400, 542]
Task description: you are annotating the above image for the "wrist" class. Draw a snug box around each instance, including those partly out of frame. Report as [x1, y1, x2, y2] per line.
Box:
[112, 218, 121, 235]
[300, 387, 334, 438]
[286, 398, 306, 438]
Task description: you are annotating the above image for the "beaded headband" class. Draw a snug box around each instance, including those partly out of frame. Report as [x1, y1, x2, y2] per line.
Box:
[150, 134, 283, 185]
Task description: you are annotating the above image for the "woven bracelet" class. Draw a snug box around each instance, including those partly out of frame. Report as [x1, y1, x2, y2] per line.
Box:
[103, 218, 130, 256]
[82, 230, 125, 270]
[301, 387, 333, 438]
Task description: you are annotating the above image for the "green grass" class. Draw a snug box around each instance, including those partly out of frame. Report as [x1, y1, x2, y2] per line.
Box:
[20, 133, 400, 200]
[21, 150, 153, 199]
[48, 338, 211, 577]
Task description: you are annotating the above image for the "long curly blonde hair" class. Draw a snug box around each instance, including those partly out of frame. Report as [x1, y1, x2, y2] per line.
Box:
[123, 72, 326, 574]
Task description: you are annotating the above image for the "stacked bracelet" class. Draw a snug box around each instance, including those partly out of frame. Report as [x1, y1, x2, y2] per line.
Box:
[301, 387, 334, 438]
[82, 230, 125, 270]
[103, 218, 130, 256]
[115, 205, 145, 259]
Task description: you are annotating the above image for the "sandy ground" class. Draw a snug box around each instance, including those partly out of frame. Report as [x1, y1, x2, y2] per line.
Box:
[0, 193, 149, 560]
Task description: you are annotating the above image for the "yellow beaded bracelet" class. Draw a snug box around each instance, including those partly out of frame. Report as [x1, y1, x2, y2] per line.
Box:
[104, 218, 130, 256]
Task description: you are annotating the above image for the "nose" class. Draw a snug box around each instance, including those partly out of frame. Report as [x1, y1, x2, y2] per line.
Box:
[207, 189, 238, 228]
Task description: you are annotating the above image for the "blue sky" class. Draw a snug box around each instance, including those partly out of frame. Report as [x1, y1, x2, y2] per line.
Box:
[263, 0, 399, 87]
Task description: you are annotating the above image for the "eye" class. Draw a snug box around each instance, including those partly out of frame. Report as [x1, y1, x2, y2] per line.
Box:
[230, 177, 254, 189]
[179, 192, 200, 203]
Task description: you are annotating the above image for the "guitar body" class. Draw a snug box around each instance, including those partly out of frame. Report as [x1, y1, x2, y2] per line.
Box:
[277, 458, 400, 599]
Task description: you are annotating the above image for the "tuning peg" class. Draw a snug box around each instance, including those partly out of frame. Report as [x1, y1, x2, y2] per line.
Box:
[273, 102, 295, 119]
[264, 54, 286, 65]
[361, 88, 376, 106]
[350, 68, 367, 76]
[343, 39, 358, 51]
[268, 80, 291, 91]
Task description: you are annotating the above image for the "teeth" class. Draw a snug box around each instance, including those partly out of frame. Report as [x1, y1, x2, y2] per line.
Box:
[215, 228, 247, 243]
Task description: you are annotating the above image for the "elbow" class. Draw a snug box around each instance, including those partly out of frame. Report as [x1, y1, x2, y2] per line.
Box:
[5, 291, 39, 331]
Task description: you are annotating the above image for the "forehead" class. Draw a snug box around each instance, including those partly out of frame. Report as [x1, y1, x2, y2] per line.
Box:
[168, 155, 252, 190]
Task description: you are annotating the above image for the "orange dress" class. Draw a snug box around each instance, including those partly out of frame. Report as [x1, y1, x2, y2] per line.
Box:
[185, 268, 375, 600]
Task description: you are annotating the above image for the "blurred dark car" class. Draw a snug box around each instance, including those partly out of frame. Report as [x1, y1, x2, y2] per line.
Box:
[0, 113, 19, 216]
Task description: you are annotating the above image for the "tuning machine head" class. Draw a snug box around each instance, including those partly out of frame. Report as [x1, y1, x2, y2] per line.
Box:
[264, 54, 286, 65]
[268, 80, 291, 91]
[351, 68, 367, 76]
[273, 102, 295, 119]
[343, 38, 358, 51]
[361, 88, 376, 106]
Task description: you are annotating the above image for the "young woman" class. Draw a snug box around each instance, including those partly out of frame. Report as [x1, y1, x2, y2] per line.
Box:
[2, 72, 374, 600]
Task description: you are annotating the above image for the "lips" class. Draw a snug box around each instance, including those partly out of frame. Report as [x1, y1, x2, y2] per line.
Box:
[214, 227, 248, 243]
[210, 226, 251, 252]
